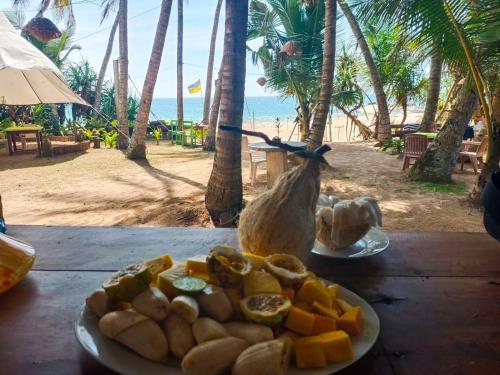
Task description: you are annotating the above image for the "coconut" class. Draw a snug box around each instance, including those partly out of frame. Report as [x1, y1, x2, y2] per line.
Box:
[23, 17, 62, 42]
[238, 145, 330, 260]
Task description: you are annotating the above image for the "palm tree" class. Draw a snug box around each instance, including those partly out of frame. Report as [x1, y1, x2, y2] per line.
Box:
[338, 0, 391, 142]
[205, 0, 249, 227]
[94, 12, 119, 110]
[305, 0, 336, 150]
[248, 0, 326, 140]
[65, 60, 97, 118]
[127, 0, 174, 159]
[203, 65, 222, 151]
[359, 0, 498, 187]
[420, 51, 443, 131]
[202, 0, 223, 125]
[116, 0, 129, 149]
[13, 0, 74, 23]
[408, 79, 477, 182]
[177, 0, 184, 128]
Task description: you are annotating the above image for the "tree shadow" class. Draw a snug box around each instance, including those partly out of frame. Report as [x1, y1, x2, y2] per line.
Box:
[0, 151, 88, 171]
[132, 159, 207, 191]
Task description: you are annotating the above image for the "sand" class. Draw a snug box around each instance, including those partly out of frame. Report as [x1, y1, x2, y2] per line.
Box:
[0, 133, 484, 232]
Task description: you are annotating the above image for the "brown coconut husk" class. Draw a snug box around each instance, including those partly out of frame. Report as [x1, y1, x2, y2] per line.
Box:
[227, 126, 330, 259]
[280, 41, 302, 57]
[23, 17, 61, 42]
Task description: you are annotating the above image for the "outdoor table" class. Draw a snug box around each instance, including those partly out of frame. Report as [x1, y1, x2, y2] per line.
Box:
[4, 125, 42, 156]
[249, 141, 306, 188]
[1, 225, 499, 375]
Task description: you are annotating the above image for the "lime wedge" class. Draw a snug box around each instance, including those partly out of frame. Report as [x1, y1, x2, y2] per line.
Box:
[173, 276, 207, 294]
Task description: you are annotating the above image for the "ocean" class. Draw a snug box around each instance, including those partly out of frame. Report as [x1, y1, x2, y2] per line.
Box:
[151, 96, 303, 125]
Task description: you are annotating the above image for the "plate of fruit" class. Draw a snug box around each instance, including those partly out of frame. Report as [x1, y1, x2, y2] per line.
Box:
[75, 245, 380, 375]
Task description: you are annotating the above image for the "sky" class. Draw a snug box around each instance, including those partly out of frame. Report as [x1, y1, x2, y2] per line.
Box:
[0, 0, 272, 98]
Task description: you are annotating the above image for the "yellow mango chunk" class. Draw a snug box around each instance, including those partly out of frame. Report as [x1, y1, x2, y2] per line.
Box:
[297, 280, 332, 308]
[185, 255, 208, 274]
[294, 301, 313, 312]
[285, 306, 316, 336]
[157, 262, 187, 299]
[144, 253, 173, 283]
[311, 314, 336, 335]
[294, 336, 327, 369]
[335, 298, 354, 314]
[243, 270, 281, 296]
[327, 283, 339, 299]
[337, 306, 363, 336]
[312, 301, 340, 320]
[242, 252, 265, 270]
[320, 330, 353, 363]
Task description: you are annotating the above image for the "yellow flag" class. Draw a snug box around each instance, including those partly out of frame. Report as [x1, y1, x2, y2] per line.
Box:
[188, 79, 202, 94]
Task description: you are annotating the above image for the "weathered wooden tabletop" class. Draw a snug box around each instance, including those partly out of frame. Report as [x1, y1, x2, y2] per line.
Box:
[1, 225, 499, 375]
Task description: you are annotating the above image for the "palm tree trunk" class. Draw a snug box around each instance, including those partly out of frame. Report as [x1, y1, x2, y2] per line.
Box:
[205, 0, 248, 227]
[420, 51, 443, 131]
[306, 0, 337, 150]
[408, 81, 477, 183]
[338, 0, 391, 143]
[177, 0, 184, 128]
[117, 0, 129, 149]
[337, 106, 373, 140]
[399, 96, 408, 126]
[202, 0, 223, 125]
[127, 0, 174, 159]
[95, 14, 119, 110]
[436, 77, 459, 124]
[203, 66, 222, 151]
[470, 88, 500, 203]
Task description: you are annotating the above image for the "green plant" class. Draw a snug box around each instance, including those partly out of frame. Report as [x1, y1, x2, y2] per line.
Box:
[151, 128, 162, 145]
[380, 137, 403, 154]
[102, 130, 118, 148]
[32, 104, 60, 135]
[247, 0, 326, 138]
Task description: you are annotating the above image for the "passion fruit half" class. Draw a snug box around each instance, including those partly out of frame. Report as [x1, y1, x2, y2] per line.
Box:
[103, 263, 152, 301]
[240, 293, 291, 326]
[264, 254, 308, 287]
[207, 245, 252, 287]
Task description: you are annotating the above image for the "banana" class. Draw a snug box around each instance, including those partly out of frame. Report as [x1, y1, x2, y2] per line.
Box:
[170, 295, 199, 323]
[192, 318, 228, 344]
[181, 337, 249, 375]
[163, 313, 194, 359]
[232, 338, 292, 375]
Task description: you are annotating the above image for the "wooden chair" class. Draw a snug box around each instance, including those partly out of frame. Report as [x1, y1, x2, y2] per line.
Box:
[459, 138, 487, 174]
[241, 136, 266, 186]
[402, 134, 429, 171]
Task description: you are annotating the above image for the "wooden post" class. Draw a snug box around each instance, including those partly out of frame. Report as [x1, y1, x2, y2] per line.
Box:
[113, 59, 120, 116]
[266, 151, 288, 188]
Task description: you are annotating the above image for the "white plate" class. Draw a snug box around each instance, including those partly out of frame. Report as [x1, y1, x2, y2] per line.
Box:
[312, 227, 390, 259]
[75, 284, 380, 375]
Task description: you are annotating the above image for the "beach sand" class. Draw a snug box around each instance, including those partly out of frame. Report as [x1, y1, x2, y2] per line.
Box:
[0, 107, 484, 233]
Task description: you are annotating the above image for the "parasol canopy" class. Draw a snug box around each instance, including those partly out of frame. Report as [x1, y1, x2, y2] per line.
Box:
[0, 11, 86, 106]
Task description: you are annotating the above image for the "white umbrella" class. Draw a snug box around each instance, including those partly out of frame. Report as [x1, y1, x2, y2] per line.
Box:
[0, 11, 86, 106]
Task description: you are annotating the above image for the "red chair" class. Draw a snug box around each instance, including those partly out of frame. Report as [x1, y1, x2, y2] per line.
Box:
[402, 134, 429, 171]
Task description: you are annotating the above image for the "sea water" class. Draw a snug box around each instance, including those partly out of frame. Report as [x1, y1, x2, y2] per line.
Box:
[151, 96, 308, 125]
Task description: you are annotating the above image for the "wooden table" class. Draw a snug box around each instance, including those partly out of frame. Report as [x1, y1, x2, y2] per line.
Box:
[1, 226, 499, 375]
[4, 126, 43, 156]
[249, 141, 306, 188]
